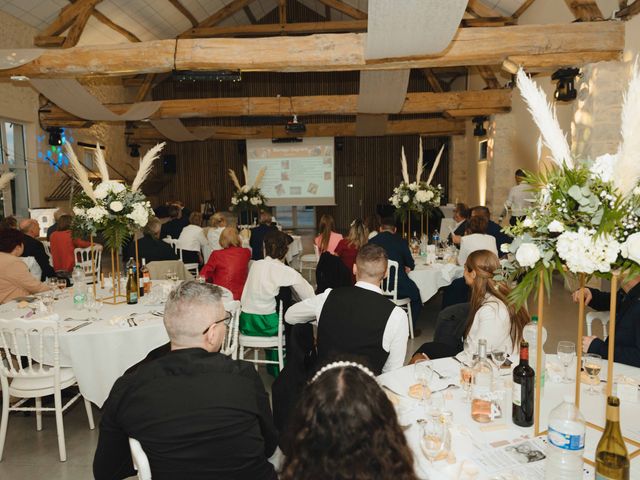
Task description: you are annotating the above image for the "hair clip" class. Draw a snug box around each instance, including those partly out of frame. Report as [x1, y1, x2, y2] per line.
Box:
[311, 360, 376, 383]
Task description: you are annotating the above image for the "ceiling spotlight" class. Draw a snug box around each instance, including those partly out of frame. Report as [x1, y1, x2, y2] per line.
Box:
[48, 127, 62, 146]
[129, 144, 140, 157]
[472, 116, 488, 137]
[552, 68, 580, 102]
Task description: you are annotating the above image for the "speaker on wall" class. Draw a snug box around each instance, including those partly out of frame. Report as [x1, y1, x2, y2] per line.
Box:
[163, 154, 176, 174]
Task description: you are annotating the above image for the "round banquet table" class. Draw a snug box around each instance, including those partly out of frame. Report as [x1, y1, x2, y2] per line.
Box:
[378, 355, 640, 479]
[408, 257, 464, 303]
[0, 281, 235, 408]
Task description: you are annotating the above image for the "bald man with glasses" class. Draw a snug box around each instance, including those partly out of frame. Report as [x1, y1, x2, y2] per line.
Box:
[94, 281, 278, 480]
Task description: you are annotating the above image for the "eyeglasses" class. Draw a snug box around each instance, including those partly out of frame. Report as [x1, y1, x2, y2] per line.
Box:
[202, 311, 233, 335]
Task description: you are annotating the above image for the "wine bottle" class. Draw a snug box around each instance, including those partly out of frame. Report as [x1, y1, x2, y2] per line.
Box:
[471, 339, 494, 423]
[595, 396, 629, 480]
[512, 340, 535, 427]
[141, 258, 151, 294]
[126, 266, 138, 305]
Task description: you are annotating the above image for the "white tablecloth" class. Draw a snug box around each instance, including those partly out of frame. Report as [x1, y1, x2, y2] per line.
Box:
[408, 260, 463, 303]
[378, 356, 640, 479]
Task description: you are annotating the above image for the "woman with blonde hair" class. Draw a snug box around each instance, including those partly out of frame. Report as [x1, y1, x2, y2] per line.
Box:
[411, 249, 529, 361]
[334, 219, 368, 283]
[314, 214, 342, 254]
[207, 212, 227, 253]
[199, 226, 251, 300]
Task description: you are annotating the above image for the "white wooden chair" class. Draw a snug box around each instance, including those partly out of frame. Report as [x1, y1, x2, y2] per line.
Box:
[381, 259, 414, 339]
[222, 301, 241, 359]
[0, 315, 95, 462]
[74, 245, 103, 281]
[129, 437, 152, 480]
[164, 239, 199, 277]
[42, 241, 52, 264]
[238, 303, 285, 373]
[299, 244, 320, 281]
[586, 311, 610, 339]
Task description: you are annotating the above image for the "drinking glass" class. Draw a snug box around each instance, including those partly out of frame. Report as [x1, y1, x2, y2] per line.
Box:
[491, 345, 508, 372]
[420, 419, 445, 465]
[463, 337, 478, 364]
[557, 341, 576, 383]
[414, 359, 434, 404]
[459, 366, 473, 403]
[41, 291, 55, 314]
[583, 353, 602, 395]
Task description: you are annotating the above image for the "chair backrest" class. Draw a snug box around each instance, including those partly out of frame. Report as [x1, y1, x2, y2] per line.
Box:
[146, 260, 194, 281]
[380, 259, 399, 301]
[129, 438, 152, 480]
[74, 245, 103, 278]
[222, 300, 241, 359]
[313, 244, 320, 260]
[163, 238, 179, 255]
[42, 240, 52, 262]
[0, 314, 60, 381]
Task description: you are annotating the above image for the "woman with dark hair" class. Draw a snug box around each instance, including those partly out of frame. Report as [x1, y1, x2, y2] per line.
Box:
[411, 250, 529, 361]
[281, 361, 418, 480]
[177, 211, 208, 266]
[314, 214, 343, 254]
[365, 214, 381, 240]
[49, 215, 92, 273]
[200, 227, 251, 300]
[0, 229, 50, 303]
[457, 214, 498, 266]
[334, 219, 368, 284]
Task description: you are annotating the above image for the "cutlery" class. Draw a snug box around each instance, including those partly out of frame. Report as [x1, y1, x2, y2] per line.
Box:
[432, 368, 446, 380]
[382, 384, 409, 399]
[68, 321, 91, 332]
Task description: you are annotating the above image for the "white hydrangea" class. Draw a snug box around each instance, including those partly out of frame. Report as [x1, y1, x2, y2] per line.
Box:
[109, 201, 124, 212]
[556, 228, 620, 274]
[408, 183, 418, 191]
[590, 153, 617, 183]
[548, 220, 565, 233]
[73, 207, 86, 217]
[415, 190, 429, 203]
[94, 181, 125, 199]
[256, 198, 262, 205]
[86, 206, 109, 222]
[633, 186, 640, 196]
[621, 232, 640, 265]
[515, 243, 541, 268]
[126, 202, 149, 227]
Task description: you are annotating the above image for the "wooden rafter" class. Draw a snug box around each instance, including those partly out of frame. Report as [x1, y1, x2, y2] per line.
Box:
[41, 89, 511, 125]
[182, 20, 367, 38]
[9, 23, 623, 78]
[279, 0, 287, 25]
[35, 0, 103, 47]
[476, 65, 501, 89]
[316, 0, 367, 20]
[168, 0, 198, 28]
[467, 0, 501, 18]
[243, 6, 257, 24]
[197, 0, 256, 29]
[91, 9, 141, 42]
[422, 69, 444, 93]
[616, 0, 640, 19]
[134, 74, 155, 102]
[63, 0, 100, 47]
[564, 0, 604, 21]
[513, 0, 537, 18]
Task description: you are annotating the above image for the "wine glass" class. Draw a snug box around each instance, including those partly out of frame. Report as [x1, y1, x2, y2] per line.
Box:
[491, 345, 508, 372]
[557, 341, 576, 384]
[459, 366, 473, 403]
[420, 418, 445, 465]
[583, 353, 602, 395]
[41, 291, 55, 314]
[463, 337, 478, 364]
[414, 359, 434, 405]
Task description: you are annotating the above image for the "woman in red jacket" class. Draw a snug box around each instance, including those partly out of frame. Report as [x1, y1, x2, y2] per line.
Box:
[49, 215, 92, 273]
[199, 227, 251, 300]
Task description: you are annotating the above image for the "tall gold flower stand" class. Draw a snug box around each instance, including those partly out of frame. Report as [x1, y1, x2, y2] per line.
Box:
[90, 235, 139, 305]
[402, 213, 428, 244]
[533, 271, 640, 466]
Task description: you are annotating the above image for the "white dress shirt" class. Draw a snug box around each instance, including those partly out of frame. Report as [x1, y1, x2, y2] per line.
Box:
[505, 183, 534, 217]
[241, 256, 315, 315]
[177, 225, 208, 253]
[458, 233, 498, 266]
[467, 293, 514, 354]
[207, 227, 225, 252]
[285, 281, 408, 373]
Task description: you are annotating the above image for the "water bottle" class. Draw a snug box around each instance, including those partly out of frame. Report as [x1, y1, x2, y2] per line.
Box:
[544, 395, 585, 479]
[432, 229, 440, 246]
[420, 233, 429, 256]
[523, 315, 547, 386]
[72, 265, 87, 310]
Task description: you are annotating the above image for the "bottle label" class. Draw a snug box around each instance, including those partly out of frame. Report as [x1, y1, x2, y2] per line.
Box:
[73, 293, 85, 305]
[548, 426, 585, 451]
[512, 382, 521, 406]
[128, 293, 138, 303]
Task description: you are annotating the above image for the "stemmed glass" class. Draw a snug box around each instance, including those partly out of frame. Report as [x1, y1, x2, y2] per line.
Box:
[420, 418, 445, 465]
[463, 337, 478, 364]
[459, 366, 473, 403]
[41, 291, 55, 314]
[583, 353, 602, 395]
[414, 359, 434, 405]
[557, 341, 576, 384]
[491, 345, 508, 372]
[56, 278, 67, 296]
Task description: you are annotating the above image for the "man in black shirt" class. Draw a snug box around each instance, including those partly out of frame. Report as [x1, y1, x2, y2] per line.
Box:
[249, 210, 277, 261]
[93, 282, 278, 480]
[159, 205, 185, 240]
[128, 217, 178, 263]
[19, 219, 55, 281]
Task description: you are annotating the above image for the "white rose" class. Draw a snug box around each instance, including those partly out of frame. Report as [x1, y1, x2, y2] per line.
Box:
[94, 182, 109, 200]
[231, 197, 238, 205]
[522, 217, 534, 228]
[402, 195, 410, 204]
[109, 201, 124, 212]
[86, 206, 108, 222]
[500, 243, 511, 253]
[243, 196, 248, 201]
[515, 243, 541, 268]
[110, 182, 125, 194]
[250, 197, 258, 205]
[590, 153, 617, 183]
[621, 232, 640, 264]
[548, 220, 565, 233]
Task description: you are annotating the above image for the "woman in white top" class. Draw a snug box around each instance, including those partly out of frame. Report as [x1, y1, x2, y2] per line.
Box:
[457, 215, 498, 266]
[177, 211, 208, 266]
[206, 212, 227, 254]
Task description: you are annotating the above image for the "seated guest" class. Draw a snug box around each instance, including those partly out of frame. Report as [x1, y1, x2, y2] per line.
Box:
[365, 213, 381, 240]
[93, 282, 278, 480]
[159, 205, 184, 240]
[315, 214, 343, 254]
[286, 244, 408, 374]
[450, 202, 470, 246]
[334, 218, 368, 284]
[19, 219, 55, 281]
[249, 210, 277, 261]
[177, 211, 208, 265]
[129, 217, 178, 263]
[49, 215, 92, 273]
[46, 208, 69, 240]
[0, 216, 18, 230]
[0, 229, 50, 304]
[241, 231, 314, 372]
[457, 215, 498, 266]
[280, 362, 417, 480]
[206, 212, 227, 252]
[470, 205, 511, 253]
[412, 250, 528, 361]
[575, 273, 640, 367]
[369, 216, 422, 327]
[200, 227, 251, 300]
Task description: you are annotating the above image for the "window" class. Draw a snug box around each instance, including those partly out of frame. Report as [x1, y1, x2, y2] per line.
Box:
[0, 121, 29, 218]
[274, 206, 315, 229]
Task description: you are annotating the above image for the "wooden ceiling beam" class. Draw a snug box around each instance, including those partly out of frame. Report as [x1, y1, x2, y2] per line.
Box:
[616, 0, 640, 19]
[564, 0, 604, 21]
[168, 0, 198, 28]
[279, 0, 287, 25]
[134, 74, 155, 102]
[422, 69, 444, 92]
[316, 0, 367, 20]
[41, 89, 511, 125]
[476, 65, 501, 89]
[182, 20, 367, 38]
[197, 0, 256, 29]
[513, 0, 537, 18]
[7, 22, 623, 78]
[243, 6, 257, 24]
[63, 0, 100, 48]
[461, 17, 516, 27]
[91, 9, 141, 42]
[126, 118, 466, 142]
[34, 0, 103, 47]
[466, 0, 501, 18]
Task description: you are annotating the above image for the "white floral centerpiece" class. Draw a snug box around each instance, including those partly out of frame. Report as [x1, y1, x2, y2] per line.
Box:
[497, 64, 640, 307]
[389, 138, 445, 220]
[228, 165, 267, 212]
[65, 142, 164, 251]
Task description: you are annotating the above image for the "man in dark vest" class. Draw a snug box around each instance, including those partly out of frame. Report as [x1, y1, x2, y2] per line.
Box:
[285, 243, 408, 375]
